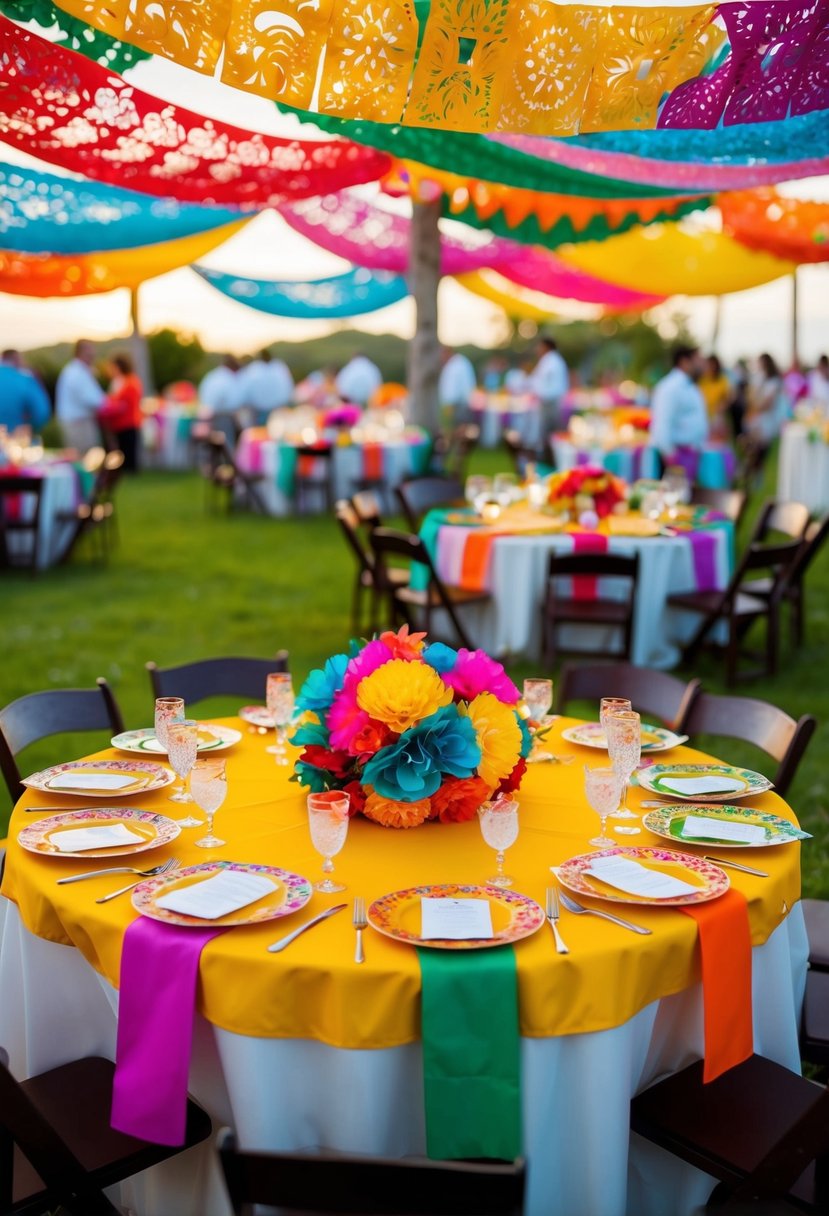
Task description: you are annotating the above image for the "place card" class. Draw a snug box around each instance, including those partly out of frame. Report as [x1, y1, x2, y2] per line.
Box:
[658, 775, 745, 796]
[47, 772, 141, 791]
[681, 815, 768, 844]
[51, 823, 146, 852]
[586, 856, 699, 899]
[421, 897, 494, 940]
[155, 870, 277, 919]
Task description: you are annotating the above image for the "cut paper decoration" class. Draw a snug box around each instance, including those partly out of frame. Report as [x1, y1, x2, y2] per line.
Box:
[194, 265, 408, 318]
[719, 188, 829, 264]
[0, 0, 151, 69]
[457, 269, 662, 317]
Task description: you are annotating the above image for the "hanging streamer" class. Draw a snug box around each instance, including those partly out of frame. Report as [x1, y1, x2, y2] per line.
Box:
[0, 0, 151, 70]
[719, 189, 829, 264]
[193, 265, 408, 318]
[558, 224, 797, 296]
[0, 162, 244, 253]
[456, 271, 562, 321]
[0, 221, 246, 295]
[0, 19, 391, 206]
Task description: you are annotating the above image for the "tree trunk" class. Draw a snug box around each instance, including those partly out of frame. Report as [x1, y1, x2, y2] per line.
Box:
[128, 287, 155, 394]
[407, 198, 442, 433]
[790, 270, 799, 367]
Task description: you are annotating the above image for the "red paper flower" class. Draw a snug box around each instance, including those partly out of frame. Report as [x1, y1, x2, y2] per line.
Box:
[430, 775, 492, 824]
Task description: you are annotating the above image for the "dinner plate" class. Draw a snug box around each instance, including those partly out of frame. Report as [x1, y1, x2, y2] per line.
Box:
[132, 860, 312, 928]
[368, 883, 544, 950]
[238, 705, 276, 729]
[561, 722, 688, 753]
[23, 759, 175, 797]
[111, 725, 242, 754]
[606, 516, 661, 538]
[637, 763, 773, 802]
[17, 808, 180, 859]
[643, 804, 808, 849]
[558, 847, 729, 907]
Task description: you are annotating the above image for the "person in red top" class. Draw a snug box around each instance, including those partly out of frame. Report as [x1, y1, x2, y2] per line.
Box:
[99, 353, 143, 471]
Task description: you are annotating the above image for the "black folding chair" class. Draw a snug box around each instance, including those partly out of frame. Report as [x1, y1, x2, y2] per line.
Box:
[0, 476, 45, 574]
[146, 654, 288, 710]
[541, 552, 639, 668]
[395, 476, 465, 532]
[555, 662, 700, 732]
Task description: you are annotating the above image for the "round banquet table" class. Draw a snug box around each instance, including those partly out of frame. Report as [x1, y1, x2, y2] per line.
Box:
[468, 393, 541, 449]
[0, 719, 807, 1216]
[777, 422, 829, 513]
[141, 405, 202, 470]
[551, 437, 736, 490]
[0, 457, 91, 569]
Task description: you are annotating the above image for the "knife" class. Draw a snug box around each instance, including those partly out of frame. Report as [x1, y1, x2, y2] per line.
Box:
[703, 856, 769, 878]
[267, 904, 347, 953]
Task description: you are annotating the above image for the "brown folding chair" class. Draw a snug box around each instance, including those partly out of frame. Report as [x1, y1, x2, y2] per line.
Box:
[747, 500, 811, 548]
[0, 475, 45, 573]
[58, 451, 125, 564]
[0, 680, 125, 804]
[218, 1129, 525, 1216]
[800, 970, 829, 1069]
[541, 552, 639, 668]
[441, 423, 481, 481]
[630, 1055, 829, 1212]
[395, 475, 465, 532]
[682, 691, 816, 799]
[351, 489, 385, 530]
[0, 1048, 211, 1216]
[740, 514, 829, 648]
[146, 654, 288, 710]
[555, 662, 700, 732]
[690, 487, 748, 526]
[503, 428, 548, 478]
[294, 444, 335, 513]
[370, 527, 489, 649]
[336, 501, 407, 634]
[199, 432, 266, 514]
[802, 901, 829, 974]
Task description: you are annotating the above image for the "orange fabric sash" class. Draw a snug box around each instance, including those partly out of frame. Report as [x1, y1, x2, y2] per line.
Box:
[363, 442, 384, 481]
[460, 532, 496, 591]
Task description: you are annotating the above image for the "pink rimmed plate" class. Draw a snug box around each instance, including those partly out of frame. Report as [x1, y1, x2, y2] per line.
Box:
[23, 759, 174, 797]
[557, 846, 729, 908]
[368, 883, 544, 950]
[131, 860, 312, 928]
[17, 808, 180, 859]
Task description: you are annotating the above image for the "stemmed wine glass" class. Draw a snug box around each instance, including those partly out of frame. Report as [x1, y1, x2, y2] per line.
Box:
[192, 758, 228, 848]
[307, 791, 350, 893]
[605, 709, 642, 836]
[523, 678, 553, 728]
[478, 797, 519, 887]
[585, 765, 623, 848]
[165, 719, 202, 826]
[154, 697, 184, 751]
[599, 697, 631, 740]
[266, 672, 294, 764]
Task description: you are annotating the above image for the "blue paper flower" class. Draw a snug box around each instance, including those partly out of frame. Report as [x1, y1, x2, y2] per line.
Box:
[292, 762, 330, 793]
[362, 705, 481, 802]
[290, 720, 330, 749]
[517, 714, 534, 759]
[423, 642, 458, 674]
[296, 653, 349, 712]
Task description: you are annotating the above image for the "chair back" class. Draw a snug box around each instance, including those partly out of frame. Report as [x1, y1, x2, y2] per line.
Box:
[0, 477, 44, 570]
[351, 490, 384, 529]
[547, 551, 638, 586]
[218, 1129, 526, 1216]
[0, 680, 124, 803]
[336, 500, 372, 574]
[690, 487, 747, 525]
[146, 654, 289, 709]
[788, 513, 829, 585]
[81, 447, 106, 475]
[683, 691, 817, 797]
[556, 662, 701, 732]
[443, 423, 480, 480]
[370, 527, 476, 649]
[749, 500, 811, 546]
[396, 476, 465, 531]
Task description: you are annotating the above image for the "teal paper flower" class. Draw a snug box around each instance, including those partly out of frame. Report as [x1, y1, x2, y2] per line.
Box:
[362, 705, 481, 802]
[296, 653, 349, 712]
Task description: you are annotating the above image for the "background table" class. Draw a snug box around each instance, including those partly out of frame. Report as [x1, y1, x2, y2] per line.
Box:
[0, 458, 91, 569]
[551, 438, 736, 490]
[141, 405, 203, 470]
[468, 392, 541, 448]
[777, 422, 829, 512]
[0, 721, 806, 1216]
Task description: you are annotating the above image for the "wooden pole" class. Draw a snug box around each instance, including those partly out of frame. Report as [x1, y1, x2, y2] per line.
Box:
[407, 198, 442, 433]
[710, 295, 722, 351]
[791, 270, 800, 367]
[128, 286, 154, 393]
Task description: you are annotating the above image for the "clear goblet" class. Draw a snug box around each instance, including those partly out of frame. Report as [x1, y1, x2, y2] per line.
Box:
[465, 474, 491, 510]
[308, 791, 350, 893]
[599, 696, 631, 738]
[478, 797, 519, 887]
[154, 696, 184, 751]
[605, 709, 642, 835]
[266, 672, 294, 763]
[192, 758, 227, 848]
[523, 678, 553, 728]
[166, 719, 202, 826]
[585, 765, 623, 848]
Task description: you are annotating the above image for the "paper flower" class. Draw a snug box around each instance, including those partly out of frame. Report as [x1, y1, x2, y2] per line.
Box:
[466, 692, 524, 788]
[362, 706, 481, 802]
[378, 625, 427, 660]
[357, 659, 452, 735]
[430, 775, 491, 824]
[363, 789, 432, 829]
[296, 653, 349, 713]
[442, 649, 521, 705]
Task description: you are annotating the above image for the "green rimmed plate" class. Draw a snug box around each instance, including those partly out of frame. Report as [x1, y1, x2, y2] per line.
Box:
[561, 721, 688, 753]
[637, 763, 772, 802]
[111, 725, 242, 754]
[643, 804, 810, 849]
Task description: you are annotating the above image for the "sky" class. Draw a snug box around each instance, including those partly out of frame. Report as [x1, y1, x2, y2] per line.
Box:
[1, 45, 828, 366]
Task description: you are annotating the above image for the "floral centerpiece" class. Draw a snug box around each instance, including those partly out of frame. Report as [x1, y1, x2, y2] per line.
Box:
[547, 465, 626, 518]
[291, 628, 532, 829]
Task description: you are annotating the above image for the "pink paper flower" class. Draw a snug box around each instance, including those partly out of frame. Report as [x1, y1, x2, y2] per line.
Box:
[441, 649, 520, 704]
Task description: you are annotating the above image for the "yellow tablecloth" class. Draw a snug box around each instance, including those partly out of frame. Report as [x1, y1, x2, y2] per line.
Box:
[1, 718, 801, 1048]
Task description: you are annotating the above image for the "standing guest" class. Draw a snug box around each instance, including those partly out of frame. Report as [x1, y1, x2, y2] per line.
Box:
[808, 355, 829, 408]
[650, 346, 709, 463]
[230, 350, 294, 418]
[727, 357, 749, 440]
[783, 360, 809, 408]
[530, 336, 569, 436]
[745, 352, 786, 455]
[0, 349, 51, 434]
[697, 354, 732, 441]
[438, 348, 476, 419]
[55, 339, 104, 454]
[198, 355, 239, 412]
[504, 359, 531, 394]
[335, 353, 382, 406]
[98, 353, 143, 471]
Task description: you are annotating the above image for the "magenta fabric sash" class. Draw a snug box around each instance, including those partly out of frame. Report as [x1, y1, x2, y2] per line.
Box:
[687, 529, 719, 591]
[571, 531, 608, 600]
[112, 918, 223, 1145]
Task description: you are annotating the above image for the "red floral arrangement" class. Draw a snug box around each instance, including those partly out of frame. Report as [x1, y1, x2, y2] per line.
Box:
[547, 465, 626, 518]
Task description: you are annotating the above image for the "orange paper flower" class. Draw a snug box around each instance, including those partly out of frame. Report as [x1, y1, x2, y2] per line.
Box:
[363, 789, 432, 829]
[430, 775, 491, 824]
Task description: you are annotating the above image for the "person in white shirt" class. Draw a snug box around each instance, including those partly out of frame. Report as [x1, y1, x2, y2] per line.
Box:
[649, 346, 709, 460]
[808, 355, 829, 408]
[230, 350, 294, 418]
[55, 339, 104, 453]
[438, 349, 476, 419]
[335, 354, 382, 406]
[530, 337, 569, 436]
[198, 355, 239, 412]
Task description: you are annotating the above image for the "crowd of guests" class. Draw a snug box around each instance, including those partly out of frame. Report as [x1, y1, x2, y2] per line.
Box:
[198, 351, 383, 413]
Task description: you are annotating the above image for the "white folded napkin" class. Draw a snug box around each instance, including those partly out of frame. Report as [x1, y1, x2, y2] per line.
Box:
[586, 855, 699, 899]
[47, 772, 141, 791]
[51, 824, 146, 852]
[681, 815, 767, 844]
[421, 897, 494, 940]
[155, 870, 277, 919]
[658, 775, 745, 796]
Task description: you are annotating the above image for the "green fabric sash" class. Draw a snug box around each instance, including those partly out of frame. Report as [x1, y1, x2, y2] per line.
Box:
[418, 945, 522, 1160]
[276, 443, 298, 498]
[410, 437, 433, 477]
[410, 507, 454, 592]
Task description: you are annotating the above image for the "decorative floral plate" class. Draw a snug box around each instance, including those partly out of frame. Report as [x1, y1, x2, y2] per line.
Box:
[368, 883, 545, 950]
[557, 847, 729, 907]
[18, 808, 180, 859]
[643, 804, 809, 849]
[238, 705, 276, 729]
[637, 763, 773, 802]
[132, 860, 313, 928]
[561, 722, 688, 753]
[23, 759, 175, 797]
[111, 725, 242, 754]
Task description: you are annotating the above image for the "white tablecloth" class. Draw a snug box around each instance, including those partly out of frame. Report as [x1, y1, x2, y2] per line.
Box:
[2, 463, 83, 569]
[469, 397, 541, 449]
[0, 898, 808, 1216]
[777, 422, 829, 512]
[141, 408, 202, 470]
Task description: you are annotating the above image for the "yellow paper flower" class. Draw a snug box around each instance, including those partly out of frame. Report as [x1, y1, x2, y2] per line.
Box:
[466, 692, 522, 788]
[356, 659, 452, 735]
[363, 789, 432, 829]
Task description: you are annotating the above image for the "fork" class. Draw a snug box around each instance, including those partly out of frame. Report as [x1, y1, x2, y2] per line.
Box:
[545, 887, 569, 954]
[58, 860, 174, 885]
[95, 857, 180, 903]
[558, 890, 652, 935]
[353, 896, 367, 964]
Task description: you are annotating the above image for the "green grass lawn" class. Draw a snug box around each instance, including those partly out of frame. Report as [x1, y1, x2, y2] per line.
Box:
[2, 449, 827, 895]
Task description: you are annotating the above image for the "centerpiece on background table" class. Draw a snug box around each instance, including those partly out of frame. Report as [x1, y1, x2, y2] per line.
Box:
[290, 628, 532, 828]
[546, 464, 627, 527]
